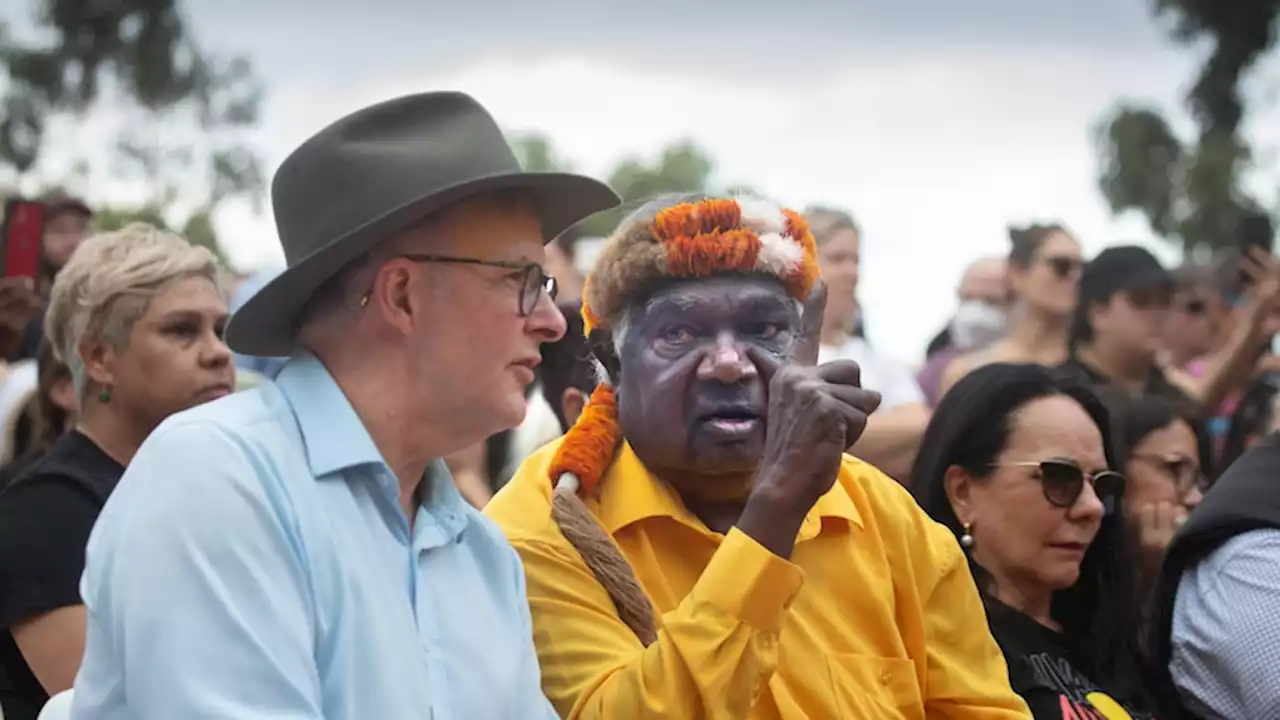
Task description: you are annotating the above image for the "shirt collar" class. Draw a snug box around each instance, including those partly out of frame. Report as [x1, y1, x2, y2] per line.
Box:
[597, 442, 862, 539]
[274, 352, 385, 477]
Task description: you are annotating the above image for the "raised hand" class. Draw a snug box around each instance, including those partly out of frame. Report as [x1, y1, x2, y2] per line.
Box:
[737, 351, 881, 558]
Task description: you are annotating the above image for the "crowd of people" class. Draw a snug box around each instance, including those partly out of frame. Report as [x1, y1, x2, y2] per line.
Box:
[0, 90, 1273, 718]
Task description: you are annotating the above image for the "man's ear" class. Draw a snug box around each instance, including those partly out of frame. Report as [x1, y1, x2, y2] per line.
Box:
[792, 281, 828, 366]
[561, 387, 588, 428]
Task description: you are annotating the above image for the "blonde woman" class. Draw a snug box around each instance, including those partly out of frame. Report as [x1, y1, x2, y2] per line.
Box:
[804, 206, 931, 480]
[0, 223, 234, 720]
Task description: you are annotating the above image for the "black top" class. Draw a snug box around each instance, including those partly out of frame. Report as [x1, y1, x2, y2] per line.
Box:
[988, 602, 1152, 720]
[0, 430, 123, 720]
[1147, 432, 1280, 720]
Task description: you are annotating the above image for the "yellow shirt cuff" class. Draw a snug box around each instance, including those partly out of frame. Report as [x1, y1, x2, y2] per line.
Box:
[690, 527, 805, 632]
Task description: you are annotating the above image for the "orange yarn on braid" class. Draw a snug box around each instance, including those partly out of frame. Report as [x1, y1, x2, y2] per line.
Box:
[547, 385, 620, 496]
[546, 196, 822, 647]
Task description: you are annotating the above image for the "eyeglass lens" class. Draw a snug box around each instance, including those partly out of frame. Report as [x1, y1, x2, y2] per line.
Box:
[1039, 461, 1122, 508]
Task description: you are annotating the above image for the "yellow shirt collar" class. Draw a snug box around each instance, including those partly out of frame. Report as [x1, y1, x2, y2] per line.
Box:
[596, 442, 863, 540]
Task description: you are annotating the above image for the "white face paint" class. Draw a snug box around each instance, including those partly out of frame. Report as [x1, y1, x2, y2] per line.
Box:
[950, 299, 1008, 351]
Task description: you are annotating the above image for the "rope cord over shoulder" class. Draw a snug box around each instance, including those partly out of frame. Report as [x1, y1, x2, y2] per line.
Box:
[548, 385, 658, 646]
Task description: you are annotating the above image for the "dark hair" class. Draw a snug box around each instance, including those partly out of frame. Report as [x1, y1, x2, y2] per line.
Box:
[539, 300, 597, 432]
[32, 338, 71, 452]
[1095, 388, 1200, 470]
[1007, 223, 1066, 268]
[909, 363, 1153, 711]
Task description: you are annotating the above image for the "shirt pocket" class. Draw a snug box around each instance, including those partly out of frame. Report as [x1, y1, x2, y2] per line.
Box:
[825, 653, 924, 720]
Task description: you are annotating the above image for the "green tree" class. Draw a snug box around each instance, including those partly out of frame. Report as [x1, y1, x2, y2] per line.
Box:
[508, 133, 757, 237]
[0, 0, 266, 266]
[510, 132, 573, 173]
[1094, 0, 1279, 252]
[580, 140, 756, 237]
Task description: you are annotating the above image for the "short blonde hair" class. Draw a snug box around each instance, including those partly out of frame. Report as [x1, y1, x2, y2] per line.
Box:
[803, 205, 860, 246]
[45, 222, 225, 399]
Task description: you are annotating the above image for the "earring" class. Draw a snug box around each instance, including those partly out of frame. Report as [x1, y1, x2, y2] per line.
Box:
[960, 522, 974, 549]
[98, 386, 111, 404]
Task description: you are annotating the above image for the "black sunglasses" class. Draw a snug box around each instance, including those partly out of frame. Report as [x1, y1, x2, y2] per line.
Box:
[1043, 255, 1083, 280]
[994, 459, 1125, 509]
[377, 253, 557, 316]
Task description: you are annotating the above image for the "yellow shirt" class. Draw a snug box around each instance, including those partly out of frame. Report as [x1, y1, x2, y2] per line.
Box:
[486, 440, 1032, 719]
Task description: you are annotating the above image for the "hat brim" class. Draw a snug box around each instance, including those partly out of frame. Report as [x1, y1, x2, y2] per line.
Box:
[225, 171, 620, 357]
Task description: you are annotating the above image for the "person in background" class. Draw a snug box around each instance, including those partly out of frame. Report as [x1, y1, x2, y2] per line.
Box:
[70, 92, 618, 719]
[1175, 250, 1280, 467]
[1065, 246, 1280, 482]
[0, 223, 232, 720]
[487, 194, 1030, 718]
[940, 224, 1081, 397]
[1095, 389, 1205, 604]
[0, 339, 76, 486]
[911, 363, 1156, 719]
[805, 205, 930, 480]
[535, 299, 594, 433]
[918, 255, 1008, 406]
[1163, 263, 1230, 374]
[228, 267, 287, 380]
[543, 227, 584, 303]
[1150, 423, 1280, 719]
[0, 194, 92, 363]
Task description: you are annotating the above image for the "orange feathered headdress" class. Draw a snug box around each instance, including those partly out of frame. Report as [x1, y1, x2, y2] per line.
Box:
[548, 196, 820, 499]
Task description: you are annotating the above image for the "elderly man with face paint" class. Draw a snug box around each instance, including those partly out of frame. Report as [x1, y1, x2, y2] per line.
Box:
[485, 195, 1031, 719]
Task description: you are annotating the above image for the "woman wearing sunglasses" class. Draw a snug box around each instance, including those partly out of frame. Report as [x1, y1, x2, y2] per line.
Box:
[938, 224, 1083, 398]
[911, 363, 1157, 719]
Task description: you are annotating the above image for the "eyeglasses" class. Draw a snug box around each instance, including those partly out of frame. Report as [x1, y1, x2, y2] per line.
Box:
[1042, 255, 1083, 280]
[371, 253, 557, 317]
[993, 459, 1125, 509]
[1131, 453, 1205, 498]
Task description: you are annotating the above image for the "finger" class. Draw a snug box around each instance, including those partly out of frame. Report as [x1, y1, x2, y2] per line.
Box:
[745, 345, 788, 387]
[825, 384, 882, 415]
[799, 281, 828, 343]
[825, 396, 869, 450]
[1246, 246, 1275, 270]
[816, 359, 863, 388]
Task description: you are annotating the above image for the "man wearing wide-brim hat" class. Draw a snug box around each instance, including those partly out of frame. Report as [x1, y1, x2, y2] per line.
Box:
[72, 92, 619, 719]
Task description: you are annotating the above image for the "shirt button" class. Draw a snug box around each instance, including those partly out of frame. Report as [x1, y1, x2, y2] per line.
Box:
[880, 671, 893, 685]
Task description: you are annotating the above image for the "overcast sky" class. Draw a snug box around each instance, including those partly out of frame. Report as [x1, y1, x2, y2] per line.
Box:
[7, 0, 1279, 360]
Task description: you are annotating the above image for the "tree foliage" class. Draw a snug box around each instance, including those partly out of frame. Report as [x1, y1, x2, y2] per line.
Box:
[510, 132, 756, 238]
[0, 0, 265, 265]
[1095, 0, 1280, 252]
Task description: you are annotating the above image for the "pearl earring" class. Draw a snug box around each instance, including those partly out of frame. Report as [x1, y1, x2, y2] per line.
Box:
[960, 522, 974, 549]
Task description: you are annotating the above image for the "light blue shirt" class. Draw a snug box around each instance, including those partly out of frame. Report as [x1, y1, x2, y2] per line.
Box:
[71, 353, 556, 719]
[1170, 528, 1280, 719]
